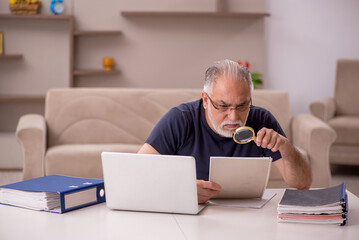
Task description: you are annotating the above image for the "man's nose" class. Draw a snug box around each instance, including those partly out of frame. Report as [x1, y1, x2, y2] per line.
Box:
[227, 108, 241, 122]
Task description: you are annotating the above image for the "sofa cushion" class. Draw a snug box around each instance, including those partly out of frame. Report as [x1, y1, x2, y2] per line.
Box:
[45, 144, 142, 179]
[329, 116, 359, 144]
[330, 144, 359, 164]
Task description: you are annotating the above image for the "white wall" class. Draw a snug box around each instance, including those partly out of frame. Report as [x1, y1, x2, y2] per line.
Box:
[0, 0, 266, 92]
[1, 0, 358, 114]
[265, 0, 359, 115]
[3, 0, 357, 115]
[73, 0, 266, 89]
[0, 20, 70, 95]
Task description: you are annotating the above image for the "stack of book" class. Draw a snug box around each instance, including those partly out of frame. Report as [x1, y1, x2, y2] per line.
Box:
[277, 182, 348, 225]
[0, 175, 106, 213]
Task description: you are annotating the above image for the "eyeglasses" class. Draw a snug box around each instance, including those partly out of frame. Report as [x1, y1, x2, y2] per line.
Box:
[206, 93, 252, 113]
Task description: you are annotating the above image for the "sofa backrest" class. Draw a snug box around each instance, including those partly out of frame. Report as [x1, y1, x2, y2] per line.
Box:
[334, 59, 359, 116]
[45, 88, 202, 147]
[252, 90, 291, 139]
[45, 88, 290, 147]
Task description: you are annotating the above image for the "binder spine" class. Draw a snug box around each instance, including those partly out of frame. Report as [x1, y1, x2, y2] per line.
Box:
[60, 194, 66, 213]
[340, 182, 346, 203]
[340, 182, 348, 226]
[60, 183, 106, 213]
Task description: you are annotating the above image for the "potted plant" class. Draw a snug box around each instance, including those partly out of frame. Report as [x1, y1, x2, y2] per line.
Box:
[237, 60, 263, 89]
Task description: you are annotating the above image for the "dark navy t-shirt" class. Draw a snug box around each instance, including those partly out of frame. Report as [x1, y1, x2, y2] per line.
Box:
[146, 99, 285, 181]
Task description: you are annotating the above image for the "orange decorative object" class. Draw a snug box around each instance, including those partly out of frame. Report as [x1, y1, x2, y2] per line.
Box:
[102, 57, 114, 71]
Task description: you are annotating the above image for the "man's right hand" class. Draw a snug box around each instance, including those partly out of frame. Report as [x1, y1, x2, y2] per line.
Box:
[197, 180, 222, 203]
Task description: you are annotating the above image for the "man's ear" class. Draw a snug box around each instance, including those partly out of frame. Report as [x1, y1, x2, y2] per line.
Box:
[201, 91, 208, 109]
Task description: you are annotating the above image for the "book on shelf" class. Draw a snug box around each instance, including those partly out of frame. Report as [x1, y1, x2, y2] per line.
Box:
[0, 174, 106, 213]
[277, 182, 347, 225]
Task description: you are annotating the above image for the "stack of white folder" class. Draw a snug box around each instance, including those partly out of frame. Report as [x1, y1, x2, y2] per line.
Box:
[277, 183, 348, 225]
[0, 190, 60, 211]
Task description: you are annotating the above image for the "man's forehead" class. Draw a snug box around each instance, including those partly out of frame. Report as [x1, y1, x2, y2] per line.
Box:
[212, 78, 251, 99]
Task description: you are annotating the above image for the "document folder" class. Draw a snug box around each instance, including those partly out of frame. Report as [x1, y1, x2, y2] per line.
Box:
[0, 175, 106, 213]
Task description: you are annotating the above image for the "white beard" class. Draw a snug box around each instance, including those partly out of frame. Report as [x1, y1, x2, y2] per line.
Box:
[207, 106, 249, 138]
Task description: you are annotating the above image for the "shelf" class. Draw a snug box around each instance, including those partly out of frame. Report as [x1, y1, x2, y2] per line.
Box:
[0, 95, 45, 102]
[121, 11, 270, 18]
[0, 54, 23, 59]
[73, 69, 121, 76]
[74, 30, 122, 36]
[0, 14, 73, 20]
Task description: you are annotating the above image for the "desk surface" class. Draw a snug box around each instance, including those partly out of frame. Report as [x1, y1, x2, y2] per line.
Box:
[1, 189, 358, 240]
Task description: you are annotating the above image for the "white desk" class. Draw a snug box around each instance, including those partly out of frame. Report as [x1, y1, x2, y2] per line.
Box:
[1, 189, 358, 240]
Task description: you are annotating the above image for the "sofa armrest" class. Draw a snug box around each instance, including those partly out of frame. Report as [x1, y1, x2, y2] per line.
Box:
[290, 114, 336, 188]
[16, 114, 47, 180]
[309, 98, 336, 122]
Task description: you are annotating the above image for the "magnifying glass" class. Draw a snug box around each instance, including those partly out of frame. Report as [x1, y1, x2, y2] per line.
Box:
[233, 126, 257, 144]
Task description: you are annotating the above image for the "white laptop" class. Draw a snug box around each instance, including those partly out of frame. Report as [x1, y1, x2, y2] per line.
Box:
[101, 152, 207, 214]
[209, 157, 272, 199]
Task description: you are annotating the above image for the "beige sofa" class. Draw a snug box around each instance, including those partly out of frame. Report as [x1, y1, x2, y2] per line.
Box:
[310, 59, 359, 165]
[16, 88, 335, 188]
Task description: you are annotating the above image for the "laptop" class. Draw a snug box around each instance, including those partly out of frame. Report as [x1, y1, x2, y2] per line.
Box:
[101, 152, 207, 214]
[209, 157, 272, 199]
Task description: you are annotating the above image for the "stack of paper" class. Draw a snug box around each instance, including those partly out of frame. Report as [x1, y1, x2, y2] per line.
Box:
[277, 182, 348, 225]
[0, 190, 60, 211]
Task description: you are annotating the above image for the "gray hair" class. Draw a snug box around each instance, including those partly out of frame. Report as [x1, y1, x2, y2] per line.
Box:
[203, 59, 253, 95]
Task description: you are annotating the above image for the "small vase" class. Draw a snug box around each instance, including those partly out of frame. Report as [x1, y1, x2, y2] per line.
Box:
[103, 57, 114, 71]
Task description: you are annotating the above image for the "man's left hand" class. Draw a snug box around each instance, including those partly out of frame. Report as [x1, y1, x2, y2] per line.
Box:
[255, 127, 287, 153]
[256, 127, 312, 189]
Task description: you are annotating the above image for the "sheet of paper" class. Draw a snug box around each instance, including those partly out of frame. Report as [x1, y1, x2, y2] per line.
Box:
[208, 190, 276, 209]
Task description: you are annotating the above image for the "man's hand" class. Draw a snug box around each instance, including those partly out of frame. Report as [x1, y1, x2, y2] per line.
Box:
[255, 127, 286, 153]
[197, 180, 222, 203]
[256, 127, 312, 189]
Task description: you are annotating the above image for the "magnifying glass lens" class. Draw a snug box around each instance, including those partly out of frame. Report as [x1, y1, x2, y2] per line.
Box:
[234, 129, 253, 142]
[233, 126, 256, 144]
